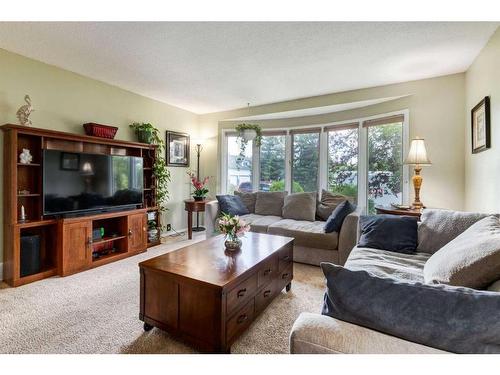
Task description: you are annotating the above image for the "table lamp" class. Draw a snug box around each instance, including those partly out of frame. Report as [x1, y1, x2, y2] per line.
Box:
[404, 137, 431, 209]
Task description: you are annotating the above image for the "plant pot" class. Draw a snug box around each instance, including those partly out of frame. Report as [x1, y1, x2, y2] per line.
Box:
[193, 196, 204, 201]
[242, 129, 257, 142]
[137, 129, 153, 144]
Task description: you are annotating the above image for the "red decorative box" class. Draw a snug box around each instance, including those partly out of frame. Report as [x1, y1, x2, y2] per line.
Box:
[83, 123, 118, 139]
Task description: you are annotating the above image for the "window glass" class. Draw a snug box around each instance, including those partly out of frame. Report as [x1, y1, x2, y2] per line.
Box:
[291, 132, 320, 193]
[227, 135, 253, 193]
[259, 134, 286, 192]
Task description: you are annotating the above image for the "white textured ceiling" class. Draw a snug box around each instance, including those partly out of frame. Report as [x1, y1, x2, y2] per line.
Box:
[0, 22, 497, 114]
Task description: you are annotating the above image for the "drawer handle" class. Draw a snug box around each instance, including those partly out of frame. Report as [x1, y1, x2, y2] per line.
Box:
[237, 288, 247, 298]
[263, 268, 272, 276]
[263, 290, 271, 297]
[237, 314, 248, 324]
[282, 273, 289, 279]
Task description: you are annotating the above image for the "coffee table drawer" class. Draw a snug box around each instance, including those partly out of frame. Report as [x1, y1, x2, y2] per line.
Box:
[226, 299, 255, 343]
[227, 273, 258, 315]
[278, 245, 293, 272]
[257, 257, 278, 288]
[277, 264, 293, 290]
[255, 281, 278, 312]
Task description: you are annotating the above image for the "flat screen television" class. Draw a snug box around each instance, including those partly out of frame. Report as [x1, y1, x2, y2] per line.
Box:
[43, 150, 143, 216]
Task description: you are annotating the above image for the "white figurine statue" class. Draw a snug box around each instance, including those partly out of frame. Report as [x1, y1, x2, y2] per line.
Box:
[16, 95, 34, 126]
[19, 149, 33, 164]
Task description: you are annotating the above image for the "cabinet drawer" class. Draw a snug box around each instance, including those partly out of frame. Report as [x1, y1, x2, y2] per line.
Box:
[278, 245, 293, 272]
[257, 257, 278, 288]
[277, 264, 293, 291]
[227, 273, 257, 316]
[255, 281, 277, 312]
[226, 299, 255, 344]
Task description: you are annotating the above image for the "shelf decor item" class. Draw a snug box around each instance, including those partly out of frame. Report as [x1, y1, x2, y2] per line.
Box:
[187, 170, 209, 201]
[19, 148, 33, 164]
[471, 96, 490, 154]
[404, 137, 432, 209]
[16, 95, 34, 126]
[166, 131, 190, 167]
[83, 123, 118, 139]
[217, 213, 250, 252]
[130, 122, 155, 144]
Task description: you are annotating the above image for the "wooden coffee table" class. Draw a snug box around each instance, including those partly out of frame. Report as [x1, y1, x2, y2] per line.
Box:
[139, 232, 294, 353]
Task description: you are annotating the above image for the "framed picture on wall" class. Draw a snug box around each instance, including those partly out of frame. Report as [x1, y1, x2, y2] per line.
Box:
[60, 152, 80, 171]
[471, 96, 490, 154]
[166, 131, 190, 167]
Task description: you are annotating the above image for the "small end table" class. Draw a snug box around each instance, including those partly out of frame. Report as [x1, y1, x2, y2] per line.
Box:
[375, 205, 422, 220]
[184, 199, 208, 239]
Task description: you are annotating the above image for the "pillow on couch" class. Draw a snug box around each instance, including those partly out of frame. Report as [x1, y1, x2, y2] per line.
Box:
[234, 191, 257, 213]
[321, 262, 500, 353]
[424, 215, 500, 289]
[358, 214, 418, 254]
[316, 190, 349, 221]
[282, 192, 317, 221]
[255, 191, 287, 216]
[216, 195, 249, 216]
[324, 200, 355, 233]
[417, 209, 489, 254]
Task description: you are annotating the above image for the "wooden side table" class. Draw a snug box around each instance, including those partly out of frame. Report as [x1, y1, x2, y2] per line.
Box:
[375, 205, 422, 220]
[184, 199, 208, 239]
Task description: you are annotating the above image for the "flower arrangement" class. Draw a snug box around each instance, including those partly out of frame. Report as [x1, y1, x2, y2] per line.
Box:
[217, 213, 250, 250]
[187, 171, 210, 201]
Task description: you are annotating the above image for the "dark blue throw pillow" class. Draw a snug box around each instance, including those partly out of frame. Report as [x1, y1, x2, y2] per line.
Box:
[358, 214, 418, 253]
[324, 200, 356, 233]
[216, 195, 249, 216]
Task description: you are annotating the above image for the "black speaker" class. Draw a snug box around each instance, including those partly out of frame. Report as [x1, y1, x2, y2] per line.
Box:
[20, 234, 41, 277]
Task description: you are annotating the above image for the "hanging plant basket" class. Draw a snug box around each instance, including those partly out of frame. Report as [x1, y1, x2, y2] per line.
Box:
[235, 123, 262, 170]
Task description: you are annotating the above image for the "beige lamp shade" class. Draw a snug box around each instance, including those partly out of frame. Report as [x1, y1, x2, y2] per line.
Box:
[404, 138, 431, 165]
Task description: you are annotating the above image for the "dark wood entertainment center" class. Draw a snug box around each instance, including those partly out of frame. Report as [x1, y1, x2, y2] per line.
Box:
[2, 124, 160, 287]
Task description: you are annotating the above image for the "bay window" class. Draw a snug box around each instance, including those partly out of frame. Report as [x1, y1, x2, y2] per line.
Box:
[291, 129, 320, 193]
[259, 132, 286, 191]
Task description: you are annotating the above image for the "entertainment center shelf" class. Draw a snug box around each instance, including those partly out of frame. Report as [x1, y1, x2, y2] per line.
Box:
[2, 124, 160, 287]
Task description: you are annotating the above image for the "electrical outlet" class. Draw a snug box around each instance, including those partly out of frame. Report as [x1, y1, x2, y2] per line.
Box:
[166, 224, 172, 232]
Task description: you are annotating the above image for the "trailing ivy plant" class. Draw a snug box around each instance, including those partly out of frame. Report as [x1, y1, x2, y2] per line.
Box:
[130, 122, 171, 232]
[235, 123, 262, 169]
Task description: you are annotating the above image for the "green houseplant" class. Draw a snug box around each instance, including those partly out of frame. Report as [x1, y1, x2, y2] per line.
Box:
[235, 123, 262, 169]
[130, 122, 171, 232]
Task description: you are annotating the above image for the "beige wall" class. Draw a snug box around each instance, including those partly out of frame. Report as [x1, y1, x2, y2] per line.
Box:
[199, 74, 466, 211]
[0, 48, 199, 268]
[465, 28, 500, 213]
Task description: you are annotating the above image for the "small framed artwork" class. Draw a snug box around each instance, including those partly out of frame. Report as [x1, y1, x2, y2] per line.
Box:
[166, 131, 190, 167]
[471, 96, 491, 154]
[60, 152, 80, 171]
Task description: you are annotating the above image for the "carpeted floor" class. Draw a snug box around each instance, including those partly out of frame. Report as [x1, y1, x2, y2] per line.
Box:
[0, 235, 325, 354]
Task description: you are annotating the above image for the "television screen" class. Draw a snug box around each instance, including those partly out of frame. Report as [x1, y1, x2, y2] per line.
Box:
[43, 150, 143, 215]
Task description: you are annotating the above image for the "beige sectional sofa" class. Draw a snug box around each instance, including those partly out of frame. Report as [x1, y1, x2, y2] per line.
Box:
[204, 199, 361, 266]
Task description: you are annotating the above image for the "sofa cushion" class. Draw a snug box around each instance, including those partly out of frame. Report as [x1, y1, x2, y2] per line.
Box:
[417, 209, 489, 254]
[249, 215, 282, 234]
[358, 214, 418, 254]
[424, 216, 500, 289]
[316, 190, 350, 221]
[345, 246, 431, 282]
[234, 191, 257, 213]
[321, 262, 500, 353]
[239, 213, 265, 225]
[216, 194, 249, 216]
[255, 191, 287, 216]
[282, 192, 317, 221]
[268, 219, 338, 250]
[324, 200, 356, 233]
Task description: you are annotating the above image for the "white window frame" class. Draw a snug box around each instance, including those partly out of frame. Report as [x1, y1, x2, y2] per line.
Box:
[220, 109, 410, 211]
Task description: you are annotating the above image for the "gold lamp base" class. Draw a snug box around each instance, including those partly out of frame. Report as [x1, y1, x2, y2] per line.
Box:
[411, 165, 425, 209]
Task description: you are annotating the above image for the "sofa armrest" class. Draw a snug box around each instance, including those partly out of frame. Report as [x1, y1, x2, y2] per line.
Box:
[337, 206, 362, 265]
[289, 313, 444, 354]
[204, 200, 220, 238]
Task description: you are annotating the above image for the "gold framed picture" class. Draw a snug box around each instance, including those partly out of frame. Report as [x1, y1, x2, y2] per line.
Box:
[471, 96, 490, 154]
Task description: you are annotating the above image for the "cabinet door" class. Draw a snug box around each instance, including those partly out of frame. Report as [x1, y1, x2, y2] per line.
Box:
[128, 213, 147, 253]
[61, 220, 92, 276]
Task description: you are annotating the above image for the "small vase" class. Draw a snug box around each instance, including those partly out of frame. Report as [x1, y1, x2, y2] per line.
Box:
[193, 196, 204, 201]
[224, 235, 242, 252]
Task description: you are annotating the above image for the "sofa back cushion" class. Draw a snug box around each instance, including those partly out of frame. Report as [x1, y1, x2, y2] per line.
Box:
[282, 192, 317, 221]
[216, 195, 249, 216]
[424, 216, 500, 289]
[417, 209, 489, 254]
[324, 200, 356, 233]
[316, 190, 349, 221]
[321, 262, 500, 353]
[358, 214, 418, 254]
[254, 191, 287, 216]
[234, 191, 257, 213]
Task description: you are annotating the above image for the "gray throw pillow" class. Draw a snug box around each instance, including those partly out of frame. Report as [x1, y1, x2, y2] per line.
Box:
[321, 262, 500, 353]
[282, 192, 317, 221]
[234, 191, 257, 213]
[254, 191, 287, 216]
[417, 209, 489, 254]
[316, 189, 349, 221]
[424, 216, 500, 289]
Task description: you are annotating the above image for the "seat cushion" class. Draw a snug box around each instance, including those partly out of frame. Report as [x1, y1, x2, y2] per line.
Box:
[345, 246, 431, 282]
[282, 191, 317, 221]
[249, 215, 282, 233]
[239, 213, 265, 225]
[268, 219, 338, 250]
